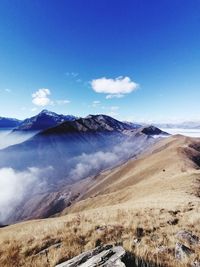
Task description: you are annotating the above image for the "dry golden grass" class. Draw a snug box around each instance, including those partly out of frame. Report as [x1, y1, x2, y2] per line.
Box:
[1, 204, 200, 266]
[0, 135, 200, 266]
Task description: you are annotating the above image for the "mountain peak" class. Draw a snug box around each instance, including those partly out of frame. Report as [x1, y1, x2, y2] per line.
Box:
[13, 110, 76, 132]
[38, 109, 57, 116]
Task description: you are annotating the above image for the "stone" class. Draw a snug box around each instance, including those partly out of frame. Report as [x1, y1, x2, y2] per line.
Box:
[155, 245, 169, 254]
[176, 230, 199, 245]
[55, 245, 126, 267]
[135, 227, 144, 238]
[175, 242, 193, 260]
[192, 260, 200, 267]
[167, 218, 179, 225]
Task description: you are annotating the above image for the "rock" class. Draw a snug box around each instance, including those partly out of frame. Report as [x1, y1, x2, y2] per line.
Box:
[155, 245, 169, 254]
[192, 260, 200, 267]
[55, 245, 126, 267]
[168, 210, 180, 216]
[133, 238, 141, 245]
[176, 230, 199, 245]
[135, 227, 144, 238]
[167, 218, 179, 225]
[34, 242, 62, 256]
[175, 242, 193, 260]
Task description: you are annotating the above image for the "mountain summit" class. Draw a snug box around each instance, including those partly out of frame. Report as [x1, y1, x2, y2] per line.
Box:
[14, 109, 76, 131]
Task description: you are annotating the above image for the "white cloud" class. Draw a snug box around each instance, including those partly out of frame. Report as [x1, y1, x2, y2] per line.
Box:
[92, 100, 101, 107]
[69, 137, 149, 181]
[91, 76, 138, 98]
[56, 99, 71, 105]
[32, 88, 51, 106]
[0, 167, 44, 222]
[0, 166, 53, 222]
[106, 94, 124, 99]
[31, 107, 37, 112]
[110, 106, 119, 111]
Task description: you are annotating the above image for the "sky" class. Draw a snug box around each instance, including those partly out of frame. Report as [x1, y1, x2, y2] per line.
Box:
[0, 0, 200, 123]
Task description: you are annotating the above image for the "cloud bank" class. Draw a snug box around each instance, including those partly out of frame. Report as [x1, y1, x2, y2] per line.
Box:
[0, 167, 38, 222]
[91, 76, 138, 98]
[0, 167, 52, 223]
[0, 130, 36, 149]
[69, 137, 151, 181]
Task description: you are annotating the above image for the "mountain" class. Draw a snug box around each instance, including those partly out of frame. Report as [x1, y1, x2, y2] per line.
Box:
[141, 125, 168, 135]
[0, 117, 21, 128]
[155, 121, 200, 129]
[13, 109, 77, 132]
[0, 114, 167, 223]
[65, 134, 200, 214]
[0, 115, 167, 174]
[1, 135, 200, 267]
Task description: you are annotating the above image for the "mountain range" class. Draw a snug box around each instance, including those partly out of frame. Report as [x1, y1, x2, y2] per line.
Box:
[0, 110, 168, 223]
[1, 110, 200, 267]
[2, 110, 200, 132]
[0, 117, 21, 128]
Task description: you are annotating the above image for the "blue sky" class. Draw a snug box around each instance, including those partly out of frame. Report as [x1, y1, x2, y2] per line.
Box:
[0, 0, 200, 122]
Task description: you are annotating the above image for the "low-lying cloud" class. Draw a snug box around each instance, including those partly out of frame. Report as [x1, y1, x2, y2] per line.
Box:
[0, 130, 36, 149]
[69, 137, 153, 181]
[91, 76, 138, 98]
[0, 167, 52, 223]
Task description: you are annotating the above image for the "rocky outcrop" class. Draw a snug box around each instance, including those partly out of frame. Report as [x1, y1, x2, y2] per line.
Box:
[192, 260, 200, 267]
[55, 245, 126, 267]
[176, 230, 199, 245]
[175, 242, 194, 260]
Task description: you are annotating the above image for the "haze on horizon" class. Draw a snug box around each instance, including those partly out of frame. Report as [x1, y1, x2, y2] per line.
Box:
[0, 0, 200, 123]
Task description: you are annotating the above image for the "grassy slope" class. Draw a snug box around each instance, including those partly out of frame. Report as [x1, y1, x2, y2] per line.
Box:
[0, 135, 200, 267]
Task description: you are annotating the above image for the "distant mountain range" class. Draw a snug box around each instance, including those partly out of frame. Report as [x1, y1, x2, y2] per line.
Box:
[0, 109, 77, 131]
[0, 111, 168, 223]
[1, 111, 200, 131]
[0, 117, 21, 128]
[155, 121, 200, 129]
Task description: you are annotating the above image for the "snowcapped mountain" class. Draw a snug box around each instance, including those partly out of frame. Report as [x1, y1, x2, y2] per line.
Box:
[14, 109, 77, 131]
[0, 117, 21, 128]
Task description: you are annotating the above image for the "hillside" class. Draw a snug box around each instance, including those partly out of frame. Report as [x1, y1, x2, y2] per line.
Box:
[0, 135, 200, 267]
[62, 135, 200, 214]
